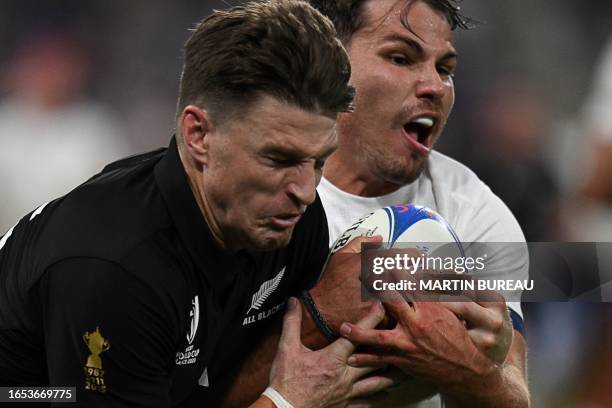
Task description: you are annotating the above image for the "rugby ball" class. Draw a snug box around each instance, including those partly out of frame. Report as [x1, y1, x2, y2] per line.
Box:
[330, 204, 464, 256]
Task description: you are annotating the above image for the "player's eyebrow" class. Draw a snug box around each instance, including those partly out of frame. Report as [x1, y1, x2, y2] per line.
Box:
[382, 34, 424, 58]
[381, 34, 458, 62]
[262, 141, 337, 161]
[261, 144, 302, 159]
[440, 50, 458, 63]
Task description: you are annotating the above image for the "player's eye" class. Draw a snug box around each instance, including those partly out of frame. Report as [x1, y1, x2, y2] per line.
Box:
[268, 157, 291, 167]
[266, 156, 301, 168]
[389, 54, 410, 66]
[438, 66, 456, 79]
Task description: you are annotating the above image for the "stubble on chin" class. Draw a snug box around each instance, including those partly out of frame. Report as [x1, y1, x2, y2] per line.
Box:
[367, 147, 429, 187]
[247, 226, 294, 252]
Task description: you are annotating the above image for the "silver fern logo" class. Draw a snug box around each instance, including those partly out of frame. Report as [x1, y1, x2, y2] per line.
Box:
[247, 267, 285, 315]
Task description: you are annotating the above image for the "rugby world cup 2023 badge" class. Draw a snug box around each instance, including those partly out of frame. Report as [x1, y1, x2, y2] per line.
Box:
[176, 296, 200, 365]
[83, 327, 110, 393]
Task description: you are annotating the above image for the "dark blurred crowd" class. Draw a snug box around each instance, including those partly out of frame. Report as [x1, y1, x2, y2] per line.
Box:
[1, 1, 611, 406]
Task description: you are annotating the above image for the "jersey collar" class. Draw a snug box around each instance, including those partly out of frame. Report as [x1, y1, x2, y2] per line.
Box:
[154, 136, 245, 291]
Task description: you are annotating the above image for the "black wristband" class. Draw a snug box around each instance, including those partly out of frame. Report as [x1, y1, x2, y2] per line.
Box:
[300, 290, 338, 342]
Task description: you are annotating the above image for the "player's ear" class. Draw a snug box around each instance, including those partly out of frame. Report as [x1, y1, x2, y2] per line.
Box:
[179, 105, 214, 166]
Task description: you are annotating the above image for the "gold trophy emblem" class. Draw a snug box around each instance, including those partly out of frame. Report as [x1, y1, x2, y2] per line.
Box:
[83, 327, 110, 392]
[83, 327, 110, 368]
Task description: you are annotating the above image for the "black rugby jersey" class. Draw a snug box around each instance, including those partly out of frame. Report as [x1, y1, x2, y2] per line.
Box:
[0, 137, 329, 407]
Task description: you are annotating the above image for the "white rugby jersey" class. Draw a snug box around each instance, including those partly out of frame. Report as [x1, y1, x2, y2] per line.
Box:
[318, 150, 527, 407]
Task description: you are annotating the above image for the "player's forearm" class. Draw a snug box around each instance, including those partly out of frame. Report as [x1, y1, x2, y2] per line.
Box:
[442, 332, 529, 408]
[441, 363, 529, 408]
[214, 328, 278, 408]
[216, 302, 329, 407]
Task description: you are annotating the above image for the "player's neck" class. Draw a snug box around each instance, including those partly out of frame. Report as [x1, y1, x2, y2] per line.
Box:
[178, 147, 234, 251]
[323, 151, 403, 198]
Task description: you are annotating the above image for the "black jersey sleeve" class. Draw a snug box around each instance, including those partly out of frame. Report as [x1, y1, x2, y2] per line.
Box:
[40, 257, 177, 408]
[289, 195, 330, 292]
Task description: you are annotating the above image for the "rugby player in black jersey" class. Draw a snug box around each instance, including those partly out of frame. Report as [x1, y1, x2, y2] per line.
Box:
[0, 1, 393, 406]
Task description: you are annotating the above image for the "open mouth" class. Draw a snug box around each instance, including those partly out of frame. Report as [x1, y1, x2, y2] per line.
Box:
[403, 116, 435, 148]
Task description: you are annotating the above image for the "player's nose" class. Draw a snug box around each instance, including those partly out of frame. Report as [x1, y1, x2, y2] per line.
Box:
[415, 64, 446, 102]
[286, 165, 317, 207]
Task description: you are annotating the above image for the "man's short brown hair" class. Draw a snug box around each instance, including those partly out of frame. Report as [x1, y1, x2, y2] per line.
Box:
[177, 0, 354, 124]
[307, 0, 473, 45]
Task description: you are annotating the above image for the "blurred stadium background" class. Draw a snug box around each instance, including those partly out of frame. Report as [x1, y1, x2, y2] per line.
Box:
[0, 0, 610, 406]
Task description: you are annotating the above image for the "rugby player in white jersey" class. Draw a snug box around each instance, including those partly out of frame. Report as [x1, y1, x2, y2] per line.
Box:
[216, 1, 530, 407]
